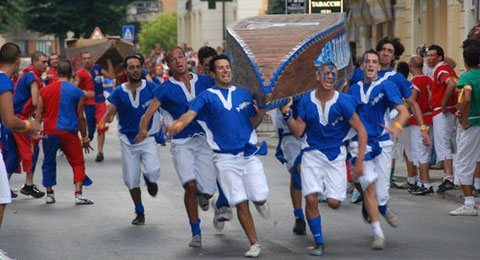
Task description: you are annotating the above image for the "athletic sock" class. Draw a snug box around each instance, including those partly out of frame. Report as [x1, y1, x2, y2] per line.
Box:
[407, 177, 417, 185]
[378, 205, 387, 215]
[371, 221, 384, 239]
[190, 219, 201, 236]
[474, 178, 480, 190]
[293, 208, 305, 222]
[307, 216, 324, 244]
[135, 202, 144, 213]
[423, 181, 432, 188]
[416, 180, 423, 188]
[464, 196, 475, 208]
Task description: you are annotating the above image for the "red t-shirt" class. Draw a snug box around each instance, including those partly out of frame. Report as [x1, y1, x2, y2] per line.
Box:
[46, 67, 58, 84]
[409, 75, 433, 125]
[431, 63, 458, 115]
[75, 68, 95, 106]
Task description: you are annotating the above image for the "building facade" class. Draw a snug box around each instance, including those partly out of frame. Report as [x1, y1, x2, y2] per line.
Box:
[178, 0, 268, 50]
[0, 30, 60, 57]
[348, 0, 479, 73]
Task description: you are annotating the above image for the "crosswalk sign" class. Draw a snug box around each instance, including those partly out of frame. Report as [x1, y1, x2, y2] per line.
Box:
[122, 25, 135, 41]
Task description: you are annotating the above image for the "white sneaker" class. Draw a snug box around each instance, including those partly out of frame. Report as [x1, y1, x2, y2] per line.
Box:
[189, 234, 202, 248]
[75, 195, 94, 205]
[254, 202, 270, 219]
[46, 194, 55, 204]
[449, 205, 478, 216]
[197, 194, 209, 211]
[0, 249, 13, 260]
[383, 208, 399, 227]
[244, 243, 261, 258]
[211, 198, 225, 232]
[371, 235, 386, 250]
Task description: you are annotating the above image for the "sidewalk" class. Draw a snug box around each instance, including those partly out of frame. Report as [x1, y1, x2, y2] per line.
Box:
[258, 132, 479, 205]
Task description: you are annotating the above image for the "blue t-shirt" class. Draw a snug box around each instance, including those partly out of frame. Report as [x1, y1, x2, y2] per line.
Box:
[154, 73, 214, 140]
[90, 64, 105, 103]
[108, 80, 158, 144]
[0, 72, 14, 139]
[13, 71, 36, 114]
[189, 85, 257, 154]
[298, 90, 358, 151]
[347, 78, 403, 140]
[349, 67, 413, 99]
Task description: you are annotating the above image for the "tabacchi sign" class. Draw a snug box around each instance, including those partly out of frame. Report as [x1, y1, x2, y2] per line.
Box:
[308, 0, 344, 14]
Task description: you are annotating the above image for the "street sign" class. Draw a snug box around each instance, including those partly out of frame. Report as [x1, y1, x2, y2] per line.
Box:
[308, 0, 344, 14]
[90, 27, 105, 39]
[286, 0, 306, 14]
[122, 25, 135, 42]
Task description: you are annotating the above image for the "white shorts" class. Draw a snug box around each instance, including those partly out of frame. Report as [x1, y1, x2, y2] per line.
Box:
[351, 140, 393, 207]
[409, 125, 433, 166]
[454, 125, 480, 185]
[213, 153, 269, 206]
[171, 135, 217, 196]
[300, 147, 347, 201]
[0, 152, 11, 204]
[394, 127, 411, 162]
[281, 135, 303, 170]
[120, 136, 161, 190]
[433, 112, 455, 161]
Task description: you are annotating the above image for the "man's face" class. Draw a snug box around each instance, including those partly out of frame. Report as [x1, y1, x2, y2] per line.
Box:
[167, 48, 187, 75]
[126, 58, 142, 83]
[315, 65, 337, 91]
[363, 53, 380, 80]
[82, 53, 93, 68]
[50, 55, 59, 68]
[201, 56, 213, 74]
[33, 55, 48, 72]
[427, 50, 441, 67]
[379, 43, 395, 67]
[210, 59, 231, 86]
[155, 65, 163, 76]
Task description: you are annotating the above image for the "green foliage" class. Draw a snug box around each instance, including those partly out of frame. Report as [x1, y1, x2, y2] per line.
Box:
[23, 0, 131, 38]
[0, 0, 26, 33]
[138, 12, 177, 54]
[267, 0, 285, 14]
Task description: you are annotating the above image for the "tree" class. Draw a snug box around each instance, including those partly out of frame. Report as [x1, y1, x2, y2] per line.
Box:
[22, 0, 131, 56]
[0, 0, 25, 33]
[267, 0, 285, 14]
[138, 12, 177, 54]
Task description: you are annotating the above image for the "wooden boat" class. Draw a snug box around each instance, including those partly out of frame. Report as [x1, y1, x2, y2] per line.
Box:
[226, 13, 353, 109]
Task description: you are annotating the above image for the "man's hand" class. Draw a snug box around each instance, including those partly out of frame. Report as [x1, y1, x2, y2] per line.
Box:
[134, 129, 148, 143]
[352, 161, 364, 178]
[280, 97, 293, 114]
[167, 120, 185, 137]
[27, 120, 45, 140]
[441, 105, 448, 114]
[84, 90, 95, 99]
[82, 140, 94, 154]
[382, 123, 403, 138]
[421, 129, 431, 146]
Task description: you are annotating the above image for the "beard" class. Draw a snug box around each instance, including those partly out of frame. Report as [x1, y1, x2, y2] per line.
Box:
[127, 73, 141, 83]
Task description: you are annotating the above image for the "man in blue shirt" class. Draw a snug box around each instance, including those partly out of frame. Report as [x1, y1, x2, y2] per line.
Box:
[136, 47, 217, 248]
[348, 50, 410, 249]
[280, 62, 367, 255]
[99, 56, 161, 225]
[168, 55, 270, 258]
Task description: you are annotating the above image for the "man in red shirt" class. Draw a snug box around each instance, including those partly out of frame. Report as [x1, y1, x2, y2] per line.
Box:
[36, 60, 94, 205]
[74, 52, 113, 162]
[45, 53, 59, 84]
[427, 45, 458, 193]
[407, 55, 434, 195]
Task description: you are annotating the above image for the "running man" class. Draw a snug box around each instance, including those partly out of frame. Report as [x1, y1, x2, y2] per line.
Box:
[99, 55, 161, 224]
[347, 50, 409, 249]
[280, 62, 367, 255]
[168, 54, 270, 257]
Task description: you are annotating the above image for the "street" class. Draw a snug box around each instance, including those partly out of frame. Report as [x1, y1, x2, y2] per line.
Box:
[1, 130, 479, 260]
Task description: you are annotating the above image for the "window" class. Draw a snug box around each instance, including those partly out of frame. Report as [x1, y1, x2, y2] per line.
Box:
[13, 40, 27, 56]
[36, 41, 51, 56]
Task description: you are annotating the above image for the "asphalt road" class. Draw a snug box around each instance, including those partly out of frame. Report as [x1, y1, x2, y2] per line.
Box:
[1, 132, 479, 259]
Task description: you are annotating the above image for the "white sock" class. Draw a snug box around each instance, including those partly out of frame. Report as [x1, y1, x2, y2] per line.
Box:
[417, 180, 423, 187]
[423, 182, 432, 188]
[464, 196, 475, 208]
[407, 177, 417, 185]
[371, 221, 384, 239]
[474, 178, 480, 190]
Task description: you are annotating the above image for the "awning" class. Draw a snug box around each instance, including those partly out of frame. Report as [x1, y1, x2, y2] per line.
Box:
[349, 0, 393, 26]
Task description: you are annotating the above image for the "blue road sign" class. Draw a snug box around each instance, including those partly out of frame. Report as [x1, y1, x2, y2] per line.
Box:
[122, 25, 135, 41]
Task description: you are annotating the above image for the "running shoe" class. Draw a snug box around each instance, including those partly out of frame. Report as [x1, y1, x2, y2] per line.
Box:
[0, 249, 13, 260]
[449, 205, 478, 216]
[383, 208, 399, 227]
[10, 189, 17, 198]
[189, 234, 202, 248]
[412, 186, 434, 196]
[95, 152, 104, 162]
[350, 189, 363, 204]
[211, 199, 225, 232]
[254, 202, 271, 219]
[132, 212, 145, 225]
[217, 206, 233, 222]
[437, 179, 455, 193]
[46, 194, 56, 204]
[145, 178, 158, 197]
[309, 243, 324, 256]
[245, 243, 261, 257]
[293, 217, 306, 235]
[371, 235, 386, 250]
[197, 194, 209, 211]
[20, 184, 45, 198]
[75, 195, 94, 205]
